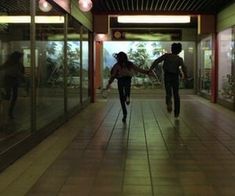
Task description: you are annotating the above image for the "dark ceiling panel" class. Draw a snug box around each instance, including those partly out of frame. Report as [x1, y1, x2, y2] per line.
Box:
[92, 0, 234, 14]
[104, 0, 111, 11]
[113, 0, 120, 12]
[190, 0, 203, 11]
[0, 0, 29, 13]
[163, 0, 171, 11]
[108, 0, 115, 11]
[0, 0, 62, 14]
[0, 0, 234, 19]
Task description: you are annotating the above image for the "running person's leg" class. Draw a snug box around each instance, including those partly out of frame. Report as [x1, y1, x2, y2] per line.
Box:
[8, 84, 18, 119]
[124, 77, 131, 105]
[118, 78, 127, 122]
[172, 78, 180, 117]
[164, 77, 172, 112]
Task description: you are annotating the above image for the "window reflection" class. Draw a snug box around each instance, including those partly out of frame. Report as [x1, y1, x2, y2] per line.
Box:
[218, 28, 234, 103]
[35, 5, 65, 130]
[82, 27, 89, 102]
[67, 16, 81, 109]
[198, 37, 212, 95]
[0, 0, 92, 164]
[0, 1, 31, 147]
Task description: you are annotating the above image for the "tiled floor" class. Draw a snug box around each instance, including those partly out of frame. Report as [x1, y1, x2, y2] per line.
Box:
[1, 95, 235, 196]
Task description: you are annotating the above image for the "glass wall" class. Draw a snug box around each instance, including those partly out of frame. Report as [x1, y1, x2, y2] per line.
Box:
[198, 36, 213, 95]
[0, 0, 92, 165]
[0, 1, 31, 150]
[218, 28, 234, 104]
[35, 4, 65, 130]
[67, 16, 81, 110]
[103, 41, 195, 89]
[82, 27, 89, 102]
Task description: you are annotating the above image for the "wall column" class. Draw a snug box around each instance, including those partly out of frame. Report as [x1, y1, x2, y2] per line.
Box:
[198, 14, 217, 103]
[95, 41, 103, 90]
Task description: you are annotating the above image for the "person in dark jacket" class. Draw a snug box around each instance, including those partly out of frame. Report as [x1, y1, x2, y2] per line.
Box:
[149, 43, 187, 118]
[0, 51, 25, 119]
[106, 52, 148, 123]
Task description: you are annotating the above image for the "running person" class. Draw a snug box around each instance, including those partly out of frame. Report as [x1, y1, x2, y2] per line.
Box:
[149, 43, 187, 118]
[106, 52, 148, 123]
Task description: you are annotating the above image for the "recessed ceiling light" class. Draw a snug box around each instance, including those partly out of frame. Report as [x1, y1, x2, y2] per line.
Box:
[0, 16, 64, 23]
[118, 15, 191, 23]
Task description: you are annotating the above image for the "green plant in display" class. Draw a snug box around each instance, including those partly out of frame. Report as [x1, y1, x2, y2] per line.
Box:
[46, 42, 80, 87]
[127, 42, 152, 88]
[127, 42, 150, 73]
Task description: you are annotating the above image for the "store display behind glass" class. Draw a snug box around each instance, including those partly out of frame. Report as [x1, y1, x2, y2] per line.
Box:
[67, 16, 81, 110]
[82, 27, 89, 102]
[218, 28, 234, 103]
[103, 41, 195, 89]
[0, 1, 31, 144]
[35, 6, 65, 130]
[0, 1, 91, 154]
[198, 37, 212, 95]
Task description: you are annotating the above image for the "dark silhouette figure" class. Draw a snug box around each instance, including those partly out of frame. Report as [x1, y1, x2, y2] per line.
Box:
[149, 43, 187, 118]
[0, 51, 25, 119]
[106, 52, 148, 123]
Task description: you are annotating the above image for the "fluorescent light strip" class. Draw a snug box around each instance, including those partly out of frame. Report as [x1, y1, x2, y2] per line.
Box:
[0, 16, 64, 23]
[118, 15, 190, 23]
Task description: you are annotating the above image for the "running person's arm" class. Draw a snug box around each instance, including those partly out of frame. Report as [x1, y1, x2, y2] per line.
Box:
[106, 64, 118, 89]
[132, 64, 149, 74]
[149, 54, 166, 72]
[179, 66, 185, 79]
[179, 57, 187, 79]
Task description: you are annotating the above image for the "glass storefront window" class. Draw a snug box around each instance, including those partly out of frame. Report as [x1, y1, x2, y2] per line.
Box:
[218, 28, 234, 103]
[0, 0, 92, 170]
[0, 1, 31, 150]
[67, 16, 81, 109]
[103, 41, 195, 89]
[35, 4, 65, 130]
[82, 27, 89, 102]
[198, 37, 212, 95]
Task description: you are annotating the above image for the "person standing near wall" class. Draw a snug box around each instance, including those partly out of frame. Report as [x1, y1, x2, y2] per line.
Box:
[149, 43, 187, 118]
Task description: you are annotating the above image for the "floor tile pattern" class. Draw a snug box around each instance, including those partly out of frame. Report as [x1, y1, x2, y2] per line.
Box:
[1, 95, 235, 196]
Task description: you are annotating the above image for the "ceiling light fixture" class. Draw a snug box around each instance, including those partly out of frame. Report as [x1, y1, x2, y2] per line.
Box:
[39, 0, 52, 12]
[78, 0, 93, 12]
[118, 15, 191, 23]
[0, 16, 64, 24]
[95, 34, 109, 41]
